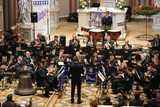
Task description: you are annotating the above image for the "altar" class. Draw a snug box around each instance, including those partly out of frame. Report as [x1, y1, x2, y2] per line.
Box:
[77, 7, 127, 39]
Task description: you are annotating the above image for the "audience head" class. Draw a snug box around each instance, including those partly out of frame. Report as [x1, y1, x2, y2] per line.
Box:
[90, 99, 98, 107]
[143, 101, 148, 107]
[112, 101, 119, 107]
[26, 51, 31, 58]
[105, 96, 111, 102]
[37, 32, 42, 37]
[117, 93, 123, 100]
[135, 91, 140, 99]
[72, 34, 77, 40]
[54, 35, 58, 41]
[18, 57, 23, 63]
[7, 94, 13, 101]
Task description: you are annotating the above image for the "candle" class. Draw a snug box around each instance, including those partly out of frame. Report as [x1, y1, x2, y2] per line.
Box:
[136, 2, 139, 7]
[155, 5, 157, 10]
[140, 6, 142, 11]
[152, 2, 154, 7]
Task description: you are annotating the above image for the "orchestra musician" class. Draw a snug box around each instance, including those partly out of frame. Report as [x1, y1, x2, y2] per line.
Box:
[36, 61, 58, 97]
[148, 34, 160, 47]
[107, 53, 119, 78]
[12, 33, 27, 58]
[116, 68, 134, 94]
[102, 36, 114, 63]
[102, 11, 112, 29]
[49, 35, 61, 56]
[0, 35, 10, 65]
[86, 35, 97, 64]
[143, 64, 159, 99]
[137, 54, 149, 74]
[120, 40, 132, 63]
[37, 32, 46, 43]
[6, 26, 15, 44]
[23, 51, 35, 78]
[68, 56, 84, 104]
[69, 34, 80, 59]
[75, 51, 84, 64]
[15, 57, 24, 78]
[53, 50, 67, 71]
[37, 32, 46, 58]
[30, 37, 43, 62]
[91, 51, 101, 66]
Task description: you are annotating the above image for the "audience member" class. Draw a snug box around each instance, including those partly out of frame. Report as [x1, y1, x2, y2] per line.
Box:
[147, 92, 159, 107]
[112, 101, 119, 107]
[103, 96, 112, 105]
[2, 94, 17, 107]
[117, 93, 127, 107]
[129, 91, 144, 106]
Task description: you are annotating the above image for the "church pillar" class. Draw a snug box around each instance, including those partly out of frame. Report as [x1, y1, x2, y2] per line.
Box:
[8, 0, 14, 28]
[3, 0, 9, 31]
[13, 0, 18, 25]
[70, 0, 76, 13]
[129, 0, 133, 8]
[0, 0, 3, 30]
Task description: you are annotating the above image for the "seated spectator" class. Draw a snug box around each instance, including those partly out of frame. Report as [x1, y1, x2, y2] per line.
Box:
[129, 91, 144, 106]
[90, 98, 98, 107]
[117, 93, 127, 107]
[147, 92, 160, 107]
[2, 94, 17, 107]
[103, 96, 112, 105]
[112, 101, 119, 107]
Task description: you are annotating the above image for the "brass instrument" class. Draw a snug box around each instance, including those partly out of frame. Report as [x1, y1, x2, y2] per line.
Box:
[144, 70, 152, 82]
[89, 40, 93, 47]
[54, 57, 64, 73]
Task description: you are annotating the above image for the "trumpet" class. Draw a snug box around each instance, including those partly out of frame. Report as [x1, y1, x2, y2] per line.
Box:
[144, 70, 152, 82]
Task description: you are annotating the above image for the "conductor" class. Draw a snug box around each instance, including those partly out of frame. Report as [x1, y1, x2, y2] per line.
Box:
[68, 56, 84, 104]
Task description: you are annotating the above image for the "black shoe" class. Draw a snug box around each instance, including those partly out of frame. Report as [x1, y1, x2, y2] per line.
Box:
[44, 94, 49, 97]
[78, 101, 82, 104]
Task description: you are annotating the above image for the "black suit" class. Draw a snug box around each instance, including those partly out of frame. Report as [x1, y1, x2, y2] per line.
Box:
[86, 41, 96, 63]
[108, 59, 118, 77]
[91, 56, 101, 66]
[39, 35, 46, 43]
[68, 62, 84, 103]
[15, 62, 24, 78]
[121, 44, 132, 63]
[69, 39, 80, 57]
[129, 99, 144, 106]
[36, 67, 58, 95]
[49, 40, 61, 56]
[139, 59, 149, 73]
[148, 38, 160, 47]
[2, 100, 17, 107]
[0, 41, 10, 64]
[53, 56, 67, 68]
[102, 16, 112, 27]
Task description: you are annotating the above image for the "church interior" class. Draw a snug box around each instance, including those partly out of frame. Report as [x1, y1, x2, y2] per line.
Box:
[0, 0, 160, 107]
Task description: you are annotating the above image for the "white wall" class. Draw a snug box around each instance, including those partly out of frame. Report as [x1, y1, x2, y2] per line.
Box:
[58, 0, 70, 17]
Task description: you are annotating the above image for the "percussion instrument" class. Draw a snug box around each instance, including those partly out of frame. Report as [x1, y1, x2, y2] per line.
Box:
[141, 47, 151, 56]
[89, 29, 105, 40]
[107, 30, 121, 40]
[81, 26, 96, 36]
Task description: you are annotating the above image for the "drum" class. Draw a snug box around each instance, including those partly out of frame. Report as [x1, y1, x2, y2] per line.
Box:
[89, 29, 105, 40]
[81, 26, 96, 36]
[107, 30, 121, 40]
[141, 47, 151, 55]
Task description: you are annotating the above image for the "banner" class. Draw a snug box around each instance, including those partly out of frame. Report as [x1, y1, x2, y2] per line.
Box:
[90, 12, 112, 28]
[86, 67, 96, 84]
[32, 0, 50, 36]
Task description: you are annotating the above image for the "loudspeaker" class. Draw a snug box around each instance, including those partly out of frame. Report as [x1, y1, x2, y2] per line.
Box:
[31, 12, 38, 23]
[60, 36, 66, 47]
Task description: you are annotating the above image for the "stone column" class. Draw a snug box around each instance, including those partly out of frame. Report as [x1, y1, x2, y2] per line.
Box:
[70, 0, 76, 13]
[145, 0, 150, 6]
[8, 0, 14, 27]
[152, 1, 160, 32]
[13, 0, 18, 25]
[0, 0, 3, 30]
